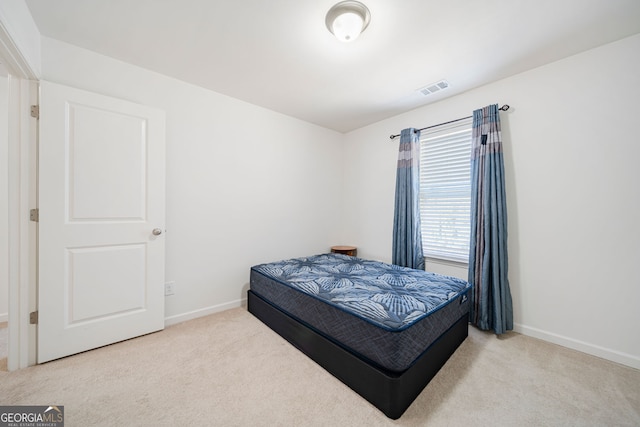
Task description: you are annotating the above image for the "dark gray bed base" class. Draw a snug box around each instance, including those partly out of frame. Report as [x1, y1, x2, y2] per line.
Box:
[247, 290, 468, 419]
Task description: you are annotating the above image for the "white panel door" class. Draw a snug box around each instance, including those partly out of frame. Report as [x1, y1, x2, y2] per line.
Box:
[37, 81, 166, 363]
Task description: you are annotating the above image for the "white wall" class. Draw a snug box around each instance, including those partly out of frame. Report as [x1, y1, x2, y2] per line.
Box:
[40, 37, 344, 322]
[0, 72, 8, 322]
[19, 24, 640, 370]
[343, 34, 640, 369]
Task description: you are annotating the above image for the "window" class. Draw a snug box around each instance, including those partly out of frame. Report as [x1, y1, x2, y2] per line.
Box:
[419, 118, 473, 263]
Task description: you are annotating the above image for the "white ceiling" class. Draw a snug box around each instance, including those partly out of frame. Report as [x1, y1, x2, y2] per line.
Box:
[24, 0, 640, 133]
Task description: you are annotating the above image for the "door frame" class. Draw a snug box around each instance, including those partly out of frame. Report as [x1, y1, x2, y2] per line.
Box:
[0, 19, 39, 370]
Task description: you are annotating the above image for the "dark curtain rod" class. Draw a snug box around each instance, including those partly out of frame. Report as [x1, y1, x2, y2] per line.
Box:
[389, 104, 510, 140]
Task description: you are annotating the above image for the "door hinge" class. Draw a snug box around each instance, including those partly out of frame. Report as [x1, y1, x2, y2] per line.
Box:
[30, 311, 38, 325]
[30, 208, 39, 222]
[30, 104, 39, 119]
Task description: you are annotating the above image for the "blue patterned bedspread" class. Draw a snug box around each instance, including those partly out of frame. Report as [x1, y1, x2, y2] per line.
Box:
[251, 253, 471, 332]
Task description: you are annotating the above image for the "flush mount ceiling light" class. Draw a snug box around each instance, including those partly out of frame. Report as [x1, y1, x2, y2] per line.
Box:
[325, 1, 371, 43]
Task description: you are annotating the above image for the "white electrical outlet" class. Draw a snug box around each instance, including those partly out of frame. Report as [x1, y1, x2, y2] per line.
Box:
[165, 281, 175, 296]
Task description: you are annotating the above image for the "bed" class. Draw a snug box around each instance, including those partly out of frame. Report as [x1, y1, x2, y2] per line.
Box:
[248, 253, 471, 419]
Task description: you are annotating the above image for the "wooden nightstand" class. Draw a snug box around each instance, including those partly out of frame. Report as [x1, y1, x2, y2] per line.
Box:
[331, 245, 357, 257]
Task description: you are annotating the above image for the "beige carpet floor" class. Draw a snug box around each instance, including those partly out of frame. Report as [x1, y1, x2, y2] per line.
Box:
[0, 308, 638, 426]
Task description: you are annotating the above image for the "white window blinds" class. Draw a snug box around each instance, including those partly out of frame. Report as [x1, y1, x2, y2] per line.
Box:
[419, 118, 473, 263]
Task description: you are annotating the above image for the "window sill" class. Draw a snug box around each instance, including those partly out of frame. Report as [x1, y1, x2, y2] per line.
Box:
[424, 256, 468, 268]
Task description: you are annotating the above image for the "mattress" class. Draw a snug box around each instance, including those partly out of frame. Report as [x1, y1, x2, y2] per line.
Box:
[250, 253, 471, 372]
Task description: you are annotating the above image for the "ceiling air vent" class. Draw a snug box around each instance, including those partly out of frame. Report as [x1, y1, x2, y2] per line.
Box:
[417, 80, 450, 96]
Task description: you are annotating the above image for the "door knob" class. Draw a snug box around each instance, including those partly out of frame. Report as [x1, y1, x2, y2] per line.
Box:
[152, 228, 163, 236]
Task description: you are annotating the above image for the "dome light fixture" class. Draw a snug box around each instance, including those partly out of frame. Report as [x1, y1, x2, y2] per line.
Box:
[325, 1, 371, 43]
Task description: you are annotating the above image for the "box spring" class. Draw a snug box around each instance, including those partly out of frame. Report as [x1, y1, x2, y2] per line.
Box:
[248, 290, 468, 419]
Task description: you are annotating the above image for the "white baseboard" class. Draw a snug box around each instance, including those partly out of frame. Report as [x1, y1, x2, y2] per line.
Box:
[514, 323, 640, 370]
[0, 312, 7, 323]
[164, 298, 247, 327]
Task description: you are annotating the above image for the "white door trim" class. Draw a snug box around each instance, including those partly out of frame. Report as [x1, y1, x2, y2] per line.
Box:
[6, 76, 37, 371]
[0, 19, 38, 371]
[0, 11, 39, 81]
